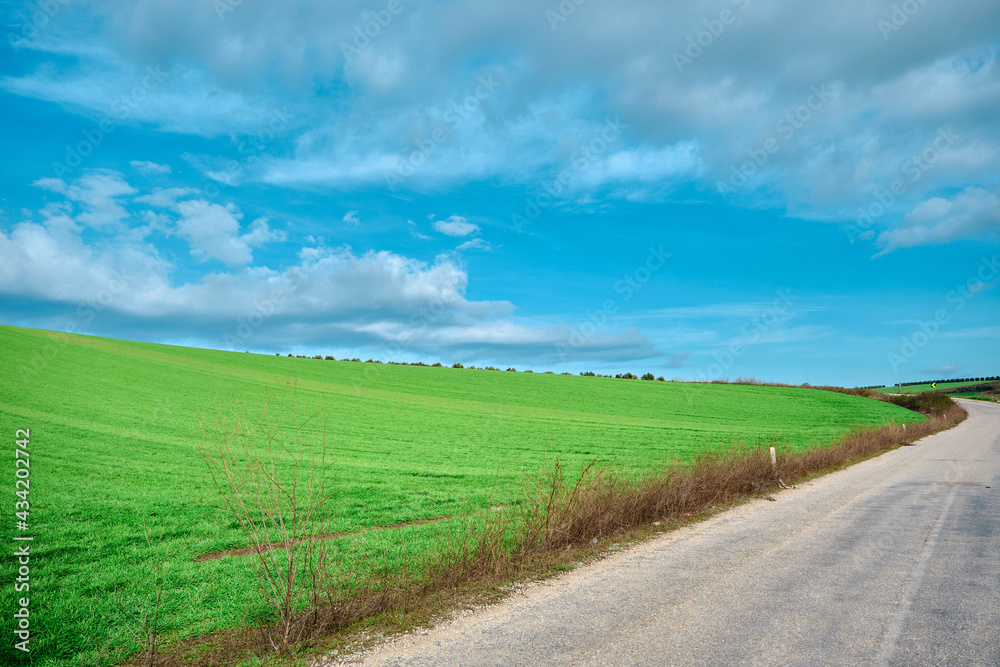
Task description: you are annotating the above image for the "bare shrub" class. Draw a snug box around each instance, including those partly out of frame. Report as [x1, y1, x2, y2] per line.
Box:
[199, 381, 333, 653]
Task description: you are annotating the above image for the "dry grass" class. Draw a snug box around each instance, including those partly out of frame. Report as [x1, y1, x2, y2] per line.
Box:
[137, 395, 966, 667]
[471, 399, 965, 553]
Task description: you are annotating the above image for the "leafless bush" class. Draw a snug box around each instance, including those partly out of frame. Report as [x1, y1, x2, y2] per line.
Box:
[199, 381, 333, 653]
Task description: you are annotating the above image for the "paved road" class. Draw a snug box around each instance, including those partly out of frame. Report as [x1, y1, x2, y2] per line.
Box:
[343, 399, 1000, 666]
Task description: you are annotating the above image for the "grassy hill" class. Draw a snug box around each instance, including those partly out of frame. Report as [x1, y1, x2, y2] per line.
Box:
[0, 324, 926, 665]
[872, 381, 985, 394]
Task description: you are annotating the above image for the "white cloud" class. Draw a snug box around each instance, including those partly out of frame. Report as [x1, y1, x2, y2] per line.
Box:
[456, 238, 491, 251]
[665, 351, 691, 368]
[407, 219, 431, 240]
[33, 170, 136, 229]
[354, 318, 660, 364]
[0, 213, 542, 354]
[433, 215, 479, 237]
[11, 0, 993, 239]
[3, 0, 999, 258]
[0, 201, 494, 324]
[71, 172, 138, 228]
[577, 143, 704, 189]
[343, 47, 408, 92]
[867, 57, 1000, 120]
[0, 209, 171, 305]
[130, 160, 172, 176]
[1, 180, 661, 364]
[876, 186, 1000, 254]
[258, 153, 401, 188]
[174, 201, 250, 265]
[134, 187, 198, 209]
[173, 201, 284, 266]
[32, 177, 66, 194]
[241, 217, 287, 248]
[72, 171, 287, 266]
[1, 56, 292, 138]
[342, 210, 360, 225]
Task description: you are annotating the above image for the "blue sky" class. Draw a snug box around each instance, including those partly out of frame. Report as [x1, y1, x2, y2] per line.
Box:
[1, 0, 998, 387]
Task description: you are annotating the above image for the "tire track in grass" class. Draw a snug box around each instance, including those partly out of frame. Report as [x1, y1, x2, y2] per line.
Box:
[196, 515, 455, 562]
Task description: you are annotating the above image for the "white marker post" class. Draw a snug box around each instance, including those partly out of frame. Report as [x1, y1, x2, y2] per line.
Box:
[769, 446, 777, 474]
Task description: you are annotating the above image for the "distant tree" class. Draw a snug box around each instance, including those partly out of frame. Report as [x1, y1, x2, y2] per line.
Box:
[506, 367, 517, 372]
[641, 372, 655, 381]
[656, 376, 665, 381]
[452, 363, 464, 368]
[580, 371, 596, 376]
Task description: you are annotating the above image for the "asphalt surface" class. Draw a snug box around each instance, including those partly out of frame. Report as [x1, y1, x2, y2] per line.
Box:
[338, 399, 1000, 666]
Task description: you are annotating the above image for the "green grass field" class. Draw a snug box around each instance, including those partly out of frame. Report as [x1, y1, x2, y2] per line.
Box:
[951, 392, 1000, 403]
[0, 324, 927, 665]
[873, 381, 985, 394]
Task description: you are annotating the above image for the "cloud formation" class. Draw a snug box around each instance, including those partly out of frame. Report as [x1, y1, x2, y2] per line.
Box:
[3, 0, 995, 252]
[174, 201, 285, 266]
[432, 215, 479, 237]
[0, 169, 658, 364]
[876, 186, 1000, 254]
[130, 160, 172, 176]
